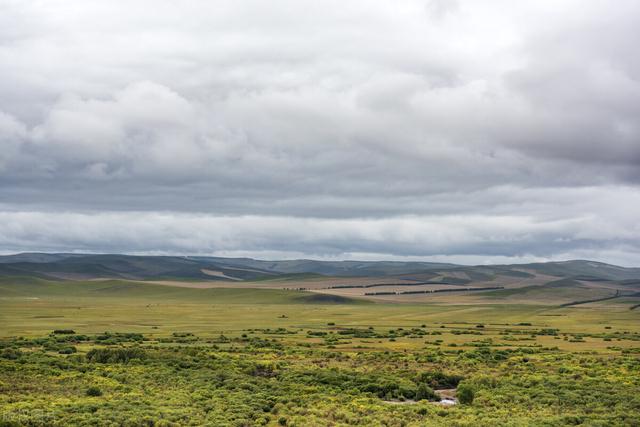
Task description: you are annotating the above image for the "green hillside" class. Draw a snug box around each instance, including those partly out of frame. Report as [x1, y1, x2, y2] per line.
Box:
[0, 277, 365, 305]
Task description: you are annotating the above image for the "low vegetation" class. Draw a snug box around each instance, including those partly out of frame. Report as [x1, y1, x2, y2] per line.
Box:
[1, 324, 640, 425]
[1, 278, 639, 425]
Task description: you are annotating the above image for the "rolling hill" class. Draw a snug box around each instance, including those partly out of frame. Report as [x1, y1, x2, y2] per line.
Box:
[1, 254, 640, 306]
[1, 253, 640, 282]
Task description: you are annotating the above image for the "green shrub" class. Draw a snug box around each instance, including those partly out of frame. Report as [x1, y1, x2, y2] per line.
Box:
[58, 346, 77, 354]
[417, 370, 463, 389]
[0, 348, 22, 360]
[52, 329, 76, 334]
[415, 384, 439, 401]
[457, 384, 474, 405]
[86, 386, 103, 397]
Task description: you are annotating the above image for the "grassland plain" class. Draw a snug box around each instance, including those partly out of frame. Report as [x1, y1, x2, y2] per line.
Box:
[1, 277, 640, 426]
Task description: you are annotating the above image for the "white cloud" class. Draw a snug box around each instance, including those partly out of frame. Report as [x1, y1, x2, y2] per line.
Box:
[0, 1, 639, 263]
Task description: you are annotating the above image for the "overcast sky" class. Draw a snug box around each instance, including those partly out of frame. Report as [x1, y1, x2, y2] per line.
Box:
[1, 0, 639, 265]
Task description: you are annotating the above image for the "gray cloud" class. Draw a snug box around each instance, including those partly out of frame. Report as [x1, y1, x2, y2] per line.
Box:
[0, 1, 639, 264]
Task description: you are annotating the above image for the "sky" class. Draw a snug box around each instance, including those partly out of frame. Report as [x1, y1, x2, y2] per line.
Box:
[0, 0, 639, 265]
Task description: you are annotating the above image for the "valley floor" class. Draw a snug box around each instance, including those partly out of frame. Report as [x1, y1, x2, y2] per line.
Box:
[1, 280, 639, 426]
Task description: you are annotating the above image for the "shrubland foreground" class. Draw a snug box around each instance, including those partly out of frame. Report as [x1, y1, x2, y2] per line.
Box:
[1, 278, 640, 426]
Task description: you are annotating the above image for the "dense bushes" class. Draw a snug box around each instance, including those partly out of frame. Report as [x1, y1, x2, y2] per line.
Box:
[86, 347, 146, 363]
[1, 330, 639, 426]
[417, 370, 463, 389]
[292, 368, 420, 400]
[52, 329, 76, 334]
[415, 384, 439, 401]
[0, 347, 21, 360]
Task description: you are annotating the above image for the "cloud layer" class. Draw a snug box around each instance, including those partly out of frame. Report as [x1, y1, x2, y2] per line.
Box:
[1, 1, 639, 264]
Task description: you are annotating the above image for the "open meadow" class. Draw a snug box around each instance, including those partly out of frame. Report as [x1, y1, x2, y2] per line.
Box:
[1, 276, 640, 426]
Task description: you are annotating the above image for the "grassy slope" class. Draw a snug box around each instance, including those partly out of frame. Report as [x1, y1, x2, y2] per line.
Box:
[478, 278, 621, 304]
[0, 276, 367, 303]
[1, 277, 639, 349]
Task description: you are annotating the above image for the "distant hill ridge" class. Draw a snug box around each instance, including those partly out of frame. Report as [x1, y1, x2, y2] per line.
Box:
[0, 253, 639, 282]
